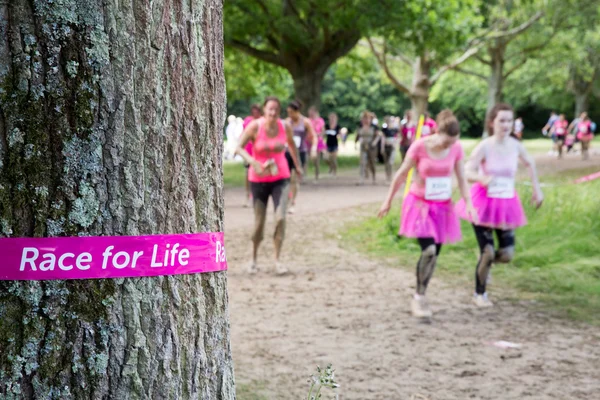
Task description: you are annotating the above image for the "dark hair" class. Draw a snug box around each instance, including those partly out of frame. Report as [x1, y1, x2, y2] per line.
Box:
[287, 99, 303, 111]
[486, 103, 514, 136]
[436, 109, 460, 137]
[263, 96, 281, 111]
[250, 103, 261, 112]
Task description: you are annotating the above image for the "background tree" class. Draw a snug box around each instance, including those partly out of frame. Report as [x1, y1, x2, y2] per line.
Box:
[224, 0, 381, 111]
[367, 0, 485, 117]
[0, 1, 234, 398]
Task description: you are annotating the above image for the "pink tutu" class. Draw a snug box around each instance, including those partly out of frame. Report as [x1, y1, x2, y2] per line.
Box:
[399, 193, 462, 244]
[456, 183, 527, 229]
[317, 136, 326, 152]
[577, 132, 594, 142]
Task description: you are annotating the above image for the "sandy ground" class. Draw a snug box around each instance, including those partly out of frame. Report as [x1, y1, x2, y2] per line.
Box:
[224, 152, 600, 400]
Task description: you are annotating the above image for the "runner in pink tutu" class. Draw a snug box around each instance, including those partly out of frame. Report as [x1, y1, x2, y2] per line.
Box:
[309, 106, 326, 181]
[378, 109, 476, 318]
[456, 103, 543, 308]
[243, 104, 263, 207]
[576, 115, 593, 160]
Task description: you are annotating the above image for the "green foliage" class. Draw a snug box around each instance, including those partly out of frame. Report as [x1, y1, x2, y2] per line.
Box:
[344, 164, 600, 324]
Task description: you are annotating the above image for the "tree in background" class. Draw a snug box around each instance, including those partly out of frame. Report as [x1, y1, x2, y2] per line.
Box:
[0, 1, 234, 397]
[224, 0, 380, 111]
[367, 0, 485, 117]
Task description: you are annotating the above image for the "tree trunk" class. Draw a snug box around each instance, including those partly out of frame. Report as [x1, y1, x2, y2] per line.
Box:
[486, 41, 506, 115]
[574, 91, 590, 116]
[0, 1, 234, 399]
[410, 56, 431, 118]
[292, 68, 327, 113]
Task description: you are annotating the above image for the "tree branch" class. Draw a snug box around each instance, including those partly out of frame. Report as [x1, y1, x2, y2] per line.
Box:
[503, 57, 528, 79]
[474, 53, 492, 65]
[486, 11, 544, 42]
[226, 39, 282, 66]
[361, 39, 412, 67]
[453, 66, 487, 81]
[367, 38, 411, 95]
[430, 43, 484, 84]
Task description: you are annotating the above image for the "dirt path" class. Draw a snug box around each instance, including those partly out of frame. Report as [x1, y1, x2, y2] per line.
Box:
[225, 153, 600, 400]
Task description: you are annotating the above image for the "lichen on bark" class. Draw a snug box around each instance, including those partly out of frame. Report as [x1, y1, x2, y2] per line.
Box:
[0, 0, 233, 398]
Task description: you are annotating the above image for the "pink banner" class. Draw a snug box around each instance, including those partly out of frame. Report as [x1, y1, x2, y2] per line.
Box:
[574, 171, 600, 184]
[0, 232, 227, 281]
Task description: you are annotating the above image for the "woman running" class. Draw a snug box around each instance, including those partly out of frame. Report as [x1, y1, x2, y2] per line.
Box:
[357, 111, 382, 185]
[236, 96, 303, 275]
[551, 114, 569, 159]
[400, 110, 416, 161]
[576, 114, 593, 160]
[456, 103, 543, 307]
[309, 106, 326, 181]
[325, 112, 341, 176]
[378, 110, 476, 318]
[286, 100, 316, 214]
[382, 116, 399, 182]
[242, 104, 263, 207]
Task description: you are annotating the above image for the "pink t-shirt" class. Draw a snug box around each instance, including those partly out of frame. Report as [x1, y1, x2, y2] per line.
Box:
[401, 124, 416, 146]
[248, 118, 291, 183]
[406, 138, 464, 199]
[554, 120, 568, 136]
[421, 118, 437, 137]
[311, 117, 325, 135]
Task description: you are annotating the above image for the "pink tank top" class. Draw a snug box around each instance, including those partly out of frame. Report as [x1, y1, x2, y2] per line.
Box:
[248, 119, 291, 183]
[406, 138, 464, 199]
[243, 116, 255, 155]
[479, 137, 519, 179]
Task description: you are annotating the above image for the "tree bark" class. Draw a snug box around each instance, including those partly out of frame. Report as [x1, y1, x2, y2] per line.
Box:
[574, 91, 590, 117]
[0, 1, 234, 399]
[410, 57, 431, 118]
[487, 41, 506, 114]
[292, 68, 327, 112]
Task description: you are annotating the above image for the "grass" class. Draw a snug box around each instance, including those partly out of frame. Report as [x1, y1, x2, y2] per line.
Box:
[344, 166, 600, 324]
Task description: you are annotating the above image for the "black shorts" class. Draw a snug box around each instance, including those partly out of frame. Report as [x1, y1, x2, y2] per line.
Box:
[250, 179, 289, 209]
[327, 145, 338, 153]
[286, 150, 307, 171]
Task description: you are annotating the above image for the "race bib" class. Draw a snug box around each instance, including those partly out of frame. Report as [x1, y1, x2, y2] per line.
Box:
[425, 177, 452, 200]
[325, 129, 337, 136]
[556, 128, 565, 135]
[293, 136, 302, 148]
[487, 177, 515, 199]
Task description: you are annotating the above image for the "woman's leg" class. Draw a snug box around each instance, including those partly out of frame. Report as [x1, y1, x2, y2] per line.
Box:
[368, 148, 377, 183]
[412, 238, 442, 318]
[271, 180, 290, 274]
[359, 147, 368, 183]
[472, 224, 495, 305]
[494, 229, 515, 263]
[250, 182, 270, 273]
[331, 150, 338, 175]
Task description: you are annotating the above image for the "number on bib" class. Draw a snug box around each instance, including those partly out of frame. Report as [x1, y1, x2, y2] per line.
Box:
[487, 177, 515, 199]
[425, 177, 452, 200]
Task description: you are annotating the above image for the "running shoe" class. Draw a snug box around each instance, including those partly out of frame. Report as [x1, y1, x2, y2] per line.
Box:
[247, 262, 258, 275]
[288, 206, 295, 214]
[275, 262, 289, 275]
[411, 294, 432, 318]
[472, 293, 494, 308]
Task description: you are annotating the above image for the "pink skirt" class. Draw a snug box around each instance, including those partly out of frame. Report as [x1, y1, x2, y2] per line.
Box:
[399, 193, 462, 244]
[577, 132, 594, 142]
[317, 136, 326, 152]
[455, 183, 527, 229]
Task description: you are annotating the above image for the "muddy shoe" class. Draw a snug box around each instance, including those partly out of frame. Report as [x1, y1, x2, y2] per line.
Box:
[472, 293, 494, 308]
[411, 294, 432, 318]
[247, 262, 258, 275]
[275, 262, 289, 276]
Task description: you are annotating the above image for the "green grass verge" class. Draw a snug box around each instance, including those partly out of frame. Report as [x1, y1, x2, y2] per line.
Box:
[344, 166, 600, 324]
[236, 381, 269, 400]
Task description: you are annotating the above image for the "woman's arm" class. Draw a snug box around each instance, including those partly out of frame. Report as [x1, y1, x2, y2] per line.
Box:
[377, 156, 417, 218]
[305, 118, 318, 155]
[464, 141, 493, 186]
[454, 158, 478, 222]
[518, 141, 544, 208]
[235, 121, 263, 174]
